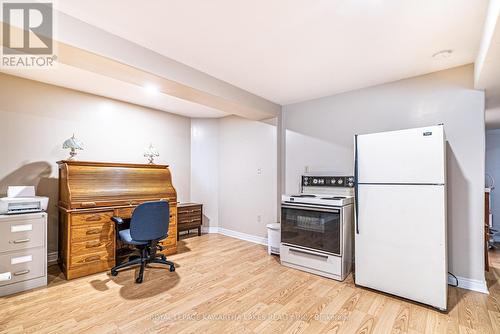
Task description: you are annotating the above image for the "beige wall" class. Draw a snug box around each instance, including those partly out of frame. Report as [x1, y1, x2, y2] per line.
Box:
[218, 116, 277, 238]
[190, 119, 219, 229]
[0, 73, 191, 253]
[284, 65, 486, 283]
[190, 116, 278, 238]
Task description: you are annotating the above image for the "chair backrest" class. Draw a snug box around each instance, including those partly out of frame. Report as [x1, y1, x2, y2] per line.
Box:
[130, 201, 170, 241]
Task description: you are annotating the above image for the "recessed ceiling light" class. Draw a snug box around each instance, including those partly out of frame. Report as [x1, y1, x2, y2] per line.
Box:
[432, 49, 453, 60]
[143, 83, 160, 94]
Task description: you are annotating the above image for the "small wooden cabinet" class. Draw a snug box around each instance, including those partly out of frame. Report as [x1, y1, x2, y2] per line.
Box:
[177, 203, 203, 240]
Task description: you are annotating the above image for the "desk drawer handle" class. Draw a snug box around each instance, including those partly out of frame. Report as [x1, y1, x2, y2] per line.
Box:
[86, 241, 102, 248]
[81, 202, 96, 208]
[86, 228, 102, 235]
[12, 238, 31, 244]
[13, 269, 30, 276]
[85, 214, 102, 222]
[84, 255, 101, 263]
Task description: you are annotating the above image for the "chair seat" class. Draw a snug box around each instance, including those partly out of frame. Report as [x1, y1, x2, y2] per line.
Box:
[118, 229, 149, 245]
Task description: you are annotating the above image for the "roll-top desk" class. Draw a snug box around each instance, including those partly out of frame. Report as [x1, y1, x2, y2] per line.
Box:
[57, 161, 177, 280]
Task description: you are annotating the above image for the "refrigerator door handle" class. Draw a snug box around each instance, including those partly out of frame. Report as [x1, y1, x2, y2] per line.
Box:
[354, 134, 359, 234]
[354, 135, 359, 234]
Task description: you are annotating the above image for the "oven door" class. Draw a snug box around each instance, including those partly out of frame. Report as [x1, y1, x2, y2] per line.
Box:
[281, 203, 342, 255]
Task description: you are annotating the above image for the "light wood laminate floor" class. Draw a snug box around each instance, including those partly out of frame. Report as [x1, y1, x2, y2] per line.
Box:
[1, 234, 500, 333]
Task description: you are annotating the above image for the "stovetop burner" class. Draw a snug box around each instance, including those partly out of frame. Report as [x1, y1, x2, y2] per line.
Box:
[291, 194, 317, 198]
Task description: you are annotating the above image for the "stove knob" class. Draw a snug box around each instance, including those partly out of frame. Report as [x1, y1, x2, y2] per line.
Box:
[313, 179, 318, 184]
[338, 179, 343, 184]
[348, 177, 354, 182]
[348, 182, 354, 187]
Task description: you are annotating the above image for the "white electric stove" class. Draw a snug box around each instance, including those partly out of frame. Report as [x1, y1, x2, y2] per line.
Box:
[280, 175, 355, 281]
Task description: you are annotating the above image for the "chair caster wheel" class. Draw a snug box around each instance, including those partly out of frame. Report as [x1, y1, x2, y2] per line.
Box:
[169, 265, 175, 272]
[111, 270, 118, 277]
[161, 255, 166, 261]
[135, 277, 143, 283]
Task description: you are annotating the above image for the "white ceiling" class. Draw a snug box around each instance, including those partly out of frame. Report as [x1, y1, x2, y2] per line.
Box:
[1, 64, 227, 118]
[55, 0, 488, 105]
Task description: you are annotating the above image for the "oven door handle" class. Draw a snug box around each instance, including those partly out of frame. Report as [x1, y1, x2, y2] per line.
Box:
[289, 247, 329, 260]
[281, 204, 340, 213]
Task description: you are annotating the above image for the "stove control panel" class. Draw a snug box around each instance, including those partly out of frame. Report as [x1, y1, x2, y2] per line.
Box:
[302, 176, 355, 188]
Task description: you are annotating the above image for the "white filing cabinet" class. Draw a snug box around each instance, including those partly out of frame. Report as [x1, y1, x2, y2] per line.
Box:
[0, 212, 47, 296]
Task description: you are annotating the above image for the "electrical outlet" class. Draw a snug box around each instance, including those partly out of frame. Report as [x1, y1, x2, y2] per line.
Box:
[257, 168, 262, 175]
[305, 166, 310, 173]
[257, 215, 262, 222]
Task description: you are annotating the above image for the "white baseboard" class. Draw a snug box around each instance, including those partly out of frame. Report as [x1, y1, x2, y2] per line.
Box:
[218, 227, 268, 246]
[448, 275, 489, 294]
[47, 251, 58, 265]
[201, 226, 219, 234]
[202, 226, 268, 246]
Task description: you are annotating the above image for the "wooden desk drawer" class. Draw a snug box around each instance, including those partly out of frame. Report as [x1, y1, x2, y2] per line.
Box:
[178, 206, 201, 216]
[0, 248, 46, 287]
[70, 250, 113, 268]
[71, 224, 114, 242]
[71, 239, 114, 256]
[72, 212, 113, 227]
[178, 217, 202, 226]
[0, 216, 45, 253]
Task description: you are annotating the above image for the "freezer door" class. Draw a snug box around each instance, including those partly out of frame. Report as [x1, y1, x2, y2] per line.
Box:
[357, 125, 445, 184]
[355, 184, 447, 310]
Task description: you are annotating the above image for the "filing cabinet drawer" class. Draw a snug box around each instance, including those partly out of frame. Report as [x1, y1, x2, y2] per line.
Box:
[71, 223, 114, 242]
[0, 215, 45, 253]
[71, 211, 113, 227]
[0, 247, 46, 287]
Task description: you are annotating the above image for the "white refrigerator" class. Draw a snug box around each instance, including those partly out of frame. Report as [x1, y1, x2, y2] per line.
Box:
[354, 125, 447, 311]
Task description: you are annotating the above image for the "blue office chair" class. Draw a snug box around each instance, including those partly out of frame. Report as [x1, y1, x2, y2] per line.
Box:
[110, 201, 175, 283]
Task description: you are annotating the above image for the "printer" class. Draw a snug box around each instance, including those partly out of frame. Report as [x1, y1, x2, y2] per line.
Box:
[0, 186, 49, 215]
